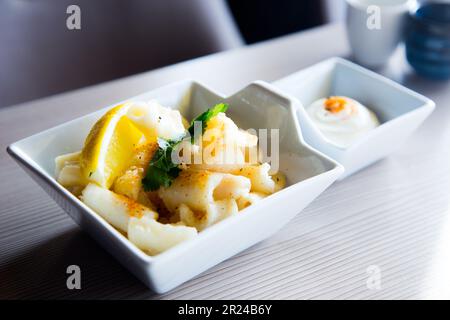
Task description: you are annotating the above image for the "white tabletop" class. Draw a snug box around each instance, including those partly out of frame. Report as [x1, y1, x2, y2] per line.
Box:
[1, 23, 450, 299]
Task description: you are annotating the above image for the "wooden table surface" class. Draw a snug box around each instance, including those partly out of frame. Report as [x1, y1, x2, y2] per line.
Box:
[1, 24, 450, 299]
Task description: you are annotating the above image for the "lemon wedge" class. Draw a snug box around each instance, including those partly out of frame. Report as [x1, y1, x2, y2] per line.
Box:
[80, 103, 144, 189]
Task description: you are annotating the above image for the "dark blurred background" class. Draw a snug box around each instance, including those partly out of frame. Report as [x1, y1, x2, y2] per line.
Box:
[228, 0, 325, 44]
[0, 0, 344, 108]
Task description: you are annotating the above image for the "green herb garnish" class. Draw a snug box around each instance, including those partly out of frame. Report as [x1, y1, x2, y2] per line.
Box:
[142, 138, 182, 191]
[188, 103, 228, 142]
[142, 103, 229, 191]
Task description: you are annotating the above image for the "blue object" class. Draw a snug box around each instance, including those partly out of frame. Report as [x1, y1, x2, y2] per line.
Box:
[405, 2, 450, 80]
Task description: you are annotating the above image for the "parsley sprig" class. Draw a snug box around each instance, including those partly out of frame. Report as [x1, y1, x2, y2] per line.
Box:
[142, 103, 228, 191]
[142, 138, 182, 191]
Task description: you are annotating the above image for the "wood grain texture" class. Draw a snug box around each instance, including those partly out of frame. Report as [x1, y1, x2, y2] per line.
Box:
[1, 24, 450, 299]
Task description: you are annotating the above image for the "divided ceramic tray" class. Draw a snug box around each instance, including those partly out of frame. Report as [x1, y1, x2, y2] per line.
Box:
[7, 57, 434, 293]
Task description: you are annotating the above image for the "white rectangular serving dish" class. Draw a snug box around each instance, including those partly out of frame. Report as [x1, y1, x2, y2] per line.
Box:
[7, 80, 343, 293]
[273, 57, 435, 179]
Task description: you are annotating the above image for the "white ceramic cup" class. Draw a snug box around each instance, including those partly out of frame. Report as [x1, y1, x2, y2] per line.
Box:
[346, 0, 416, 68]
